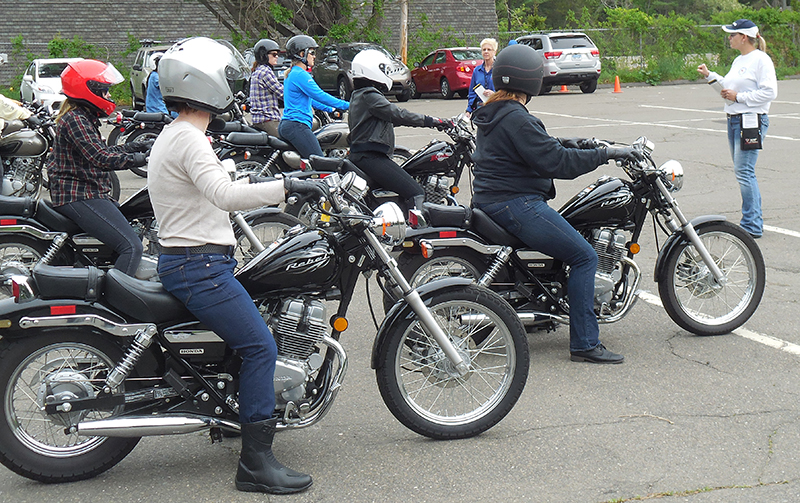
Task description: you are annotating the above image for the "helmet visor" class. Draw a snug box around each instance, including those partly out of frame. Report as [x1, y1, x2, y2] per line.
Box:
[97, 63, 124, 86]
[219, 40, 251, 81]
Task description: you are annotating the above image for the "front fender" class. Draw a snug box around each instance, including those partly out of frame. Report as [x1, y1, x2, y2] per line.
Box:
[370, 277, 473, 369]
[241, 206, 289, 224]
[0, 297, 128, 338]
[654, 215, 726, 283]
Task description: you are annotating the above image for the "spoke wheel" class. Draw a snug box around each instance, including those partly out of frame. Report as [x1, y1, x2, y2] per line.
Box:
[659, 221, 765, 335]
[234, 212, 302, 269]
[125, 129, 160, 178]
[376, 284, 528, 439]
[0, 236, 48, 300]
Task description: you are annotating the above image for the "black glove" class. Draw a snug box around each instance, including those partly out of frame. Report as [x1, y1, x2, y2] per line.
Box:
[131, 139, 155, 153]
[284, 177, 329, 202]
[431, 117, 455, 131]
[130, 152, 148, 167]
[330, 109, 346, 120]
[605, 146, 644, 164]
[558, 137, 597, 149]
[24, 115, 42, 128]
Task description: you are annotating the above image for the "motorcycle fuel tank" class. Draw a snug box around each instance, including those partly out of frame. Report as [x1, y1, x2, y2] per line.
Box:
[559, 175, 636, 230]
[315, 122, 350, 150]
[0, 130, 47, 157]
[236, 228, 339, 296]
[401, 140, 457, 176]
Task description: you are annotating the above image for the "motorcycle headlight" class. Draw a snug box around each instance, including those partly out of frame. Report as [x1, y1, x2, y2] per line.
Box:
[371, 202, 406, 246]
[340, 171, 369, 201]
[659, 160, 683, 192]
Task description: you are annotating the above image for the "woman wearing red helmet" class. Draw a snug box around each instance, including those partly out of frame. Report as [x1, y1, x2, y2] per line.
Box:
[47, 59, 150, 276]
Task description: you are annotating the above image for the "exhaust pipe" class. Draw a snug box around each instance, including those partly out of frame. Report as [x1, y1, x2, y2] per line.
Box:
[460, 312, 568, 327]
[77, 415, 240, 438]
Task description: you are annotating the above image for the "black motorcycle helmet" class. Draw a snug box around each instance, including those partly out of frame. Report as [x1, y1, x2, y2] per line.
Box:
[254, 38, 280, 65]
[286, 35, 319, 66]
[492, 44, 544, 100]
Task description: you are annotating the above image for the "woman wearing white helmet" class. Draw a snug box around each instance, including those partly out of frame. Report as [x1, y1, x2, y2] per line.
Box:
[348, 48, 453, 210]
[148, 36, 321, 495]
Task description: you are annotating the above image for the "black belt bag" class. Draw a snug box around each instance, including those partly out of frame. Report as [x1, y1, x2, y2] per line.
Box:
[739, 113, 763, 151]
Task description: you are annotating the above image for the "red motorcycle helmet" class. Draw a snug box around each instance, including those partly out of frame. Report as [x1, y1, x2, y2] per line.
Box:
[61, 59, 124, 116]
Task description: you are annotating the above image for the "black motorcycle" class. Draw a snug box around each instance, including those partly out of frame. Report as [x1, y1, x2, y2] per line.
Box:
[395, 136, 766, 336]
[105, 110, 174, 177]
[0, 169, 528, 483]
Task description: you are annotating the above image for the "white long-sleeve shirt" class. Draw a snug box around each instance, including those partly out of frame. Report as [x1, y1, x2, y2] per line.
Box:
[148, 120, 285, 248]
[706, 50, 777, 114]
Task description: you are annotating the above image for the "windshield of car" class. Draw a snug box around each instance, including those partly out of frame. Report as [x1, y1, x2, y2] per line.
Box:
[549, 36, 594, 49]
[451, 49, 482, 61]
[38, 63, 70, 78]
[342, 45, 393, 62]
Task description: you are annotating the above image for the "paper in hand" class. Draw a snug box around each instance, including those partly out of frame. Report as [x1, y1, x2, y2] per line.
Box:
[474, 84, 489, 103]
[708, 79, 734, 105]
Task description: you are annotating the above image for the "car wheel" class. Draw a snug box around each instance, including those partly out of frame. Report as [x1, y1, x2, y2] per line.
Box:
[580, 79, 598, 94]
[131, 84, 143, 111]
[538, 85, 552, 96]
[410, 79, 421, 99]
[397, 88, 411, 102]
[440, 78, 453, 99]
[458, 89, 468, 99]
[337, 77, 352, 100]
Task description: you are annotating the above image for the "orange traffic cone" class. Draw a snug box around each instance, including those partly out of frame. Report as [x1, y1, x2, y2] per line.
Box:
[613, 76, 622, 93]
[559, 85, 568, 93]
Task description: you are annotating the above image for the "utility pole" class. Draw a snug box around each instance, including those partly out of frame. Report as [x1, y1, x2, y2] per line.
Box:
[400, 0, 408, 64]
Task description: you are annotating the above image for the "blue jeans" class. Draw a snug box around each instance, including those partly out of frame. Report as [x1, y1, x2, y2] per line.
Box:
[158, 252, 278, 424]
[278, 119, 323, 159]
[57, 198, 143, 276]
[727, 114, 769, 236]
[476, 195, 600, 352]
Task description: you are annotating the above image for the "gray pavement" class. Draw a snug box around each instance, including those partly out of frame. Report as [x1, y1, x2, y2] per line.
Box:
[2, 80, 800, 502]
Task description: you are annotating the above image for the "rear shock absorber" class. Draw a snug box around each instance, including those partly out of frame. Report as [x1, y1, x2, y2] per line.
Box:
[39, 233, 68, 265]
[478, 246, 512, 287]
[105, 325, 157, 391]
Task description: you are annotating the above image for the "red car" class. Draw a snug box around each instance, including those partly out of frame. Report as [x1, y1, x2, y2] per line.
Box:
[410, 47, 483, 99]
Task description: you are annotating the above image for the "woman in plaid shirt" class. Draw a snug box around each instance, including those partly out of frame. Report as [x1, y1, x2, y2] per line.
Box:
[249, 39, 283, 137]
[46, 60, 150, 276]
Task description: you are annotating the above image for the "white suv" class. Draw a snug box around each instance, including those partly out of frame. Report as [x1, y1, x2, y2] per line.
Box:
[515, 32, 601, 94]
[20, 58, 83, 109]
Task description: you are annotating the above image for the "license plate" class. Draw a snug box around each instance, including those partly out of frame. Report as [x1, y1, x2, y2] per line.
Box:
[572, 54, 582, 61]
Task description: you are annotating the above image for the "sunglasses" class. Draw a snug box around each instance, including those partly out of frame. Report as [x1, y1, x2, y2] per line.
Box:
[268, 51, 279, 57]
[306, 49, 316, 56]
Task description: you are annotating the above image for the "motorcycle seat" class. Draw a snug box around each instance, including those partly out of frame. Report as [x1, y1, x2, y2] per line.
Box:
[121, 109, 137, 118]
[132, 112, 169, 123]
[423, 202, 472, 228]
[0, 195, 37, 218]
[104, 269, 193, 324]
[35, 200, 82, 234]
[33, 264, 105, 302]
[224, 132, 271, 147]
[309, 156, 364, 178]
[471, 208, 526, 248]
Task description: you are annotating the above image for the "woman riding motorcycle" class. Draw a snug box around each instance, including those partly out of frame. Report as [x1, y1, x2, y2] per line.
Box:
[470, 44, 642, 364]
[348, 49, 453, 211]
[149, 37, 324, 495]
[47, 59, 149, 276]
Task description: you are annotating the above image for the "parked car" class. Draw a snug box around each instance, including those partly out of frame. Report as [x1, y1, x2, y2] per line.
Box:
[515, 32, 601, 94]
[19, 58, 83, 110]
[129, 40, 174, 110]
[313, 42, 412, 102]
[410, 47, 482, 99]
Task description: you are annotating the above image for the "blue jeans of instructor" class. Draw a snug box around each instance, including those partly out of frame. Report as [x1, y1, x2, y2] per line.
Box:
[727, 114, 769, 237]
[158, 252, 278, 423]
[475, 195, 600, 352]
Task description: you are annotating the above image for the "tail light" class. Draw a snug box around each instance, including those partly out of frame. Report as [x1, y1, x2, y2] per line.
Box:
[299, 159, 311, 171]
[114, 112, 123, 123]
[590, 49, 600, 57]
[11, 276, 36, 303]
[544, 51, 562, 60]
[456, 65, 472, 73]
[1, 219, 18, 226]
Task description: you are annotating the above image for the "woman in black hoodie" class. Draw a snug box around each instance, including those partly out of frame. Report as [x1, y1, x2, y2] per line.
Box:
[471, 44, 641, 364]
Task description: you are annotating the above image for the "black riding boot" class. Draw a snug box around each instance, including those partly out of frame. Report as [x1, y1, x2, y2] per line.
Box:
[235, 418, 312, 494]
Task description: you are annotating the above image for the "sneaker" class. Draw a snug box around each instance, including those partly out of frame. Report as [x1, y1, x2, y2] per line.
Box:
[570, 343, 624, 364]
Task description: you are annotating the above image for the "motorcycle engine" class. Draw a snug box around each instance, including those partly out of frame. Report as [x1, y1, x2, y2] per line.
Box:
[269, 298, 328, 404]
[423, 175, 451, 204]
[591, 229, 627, 307]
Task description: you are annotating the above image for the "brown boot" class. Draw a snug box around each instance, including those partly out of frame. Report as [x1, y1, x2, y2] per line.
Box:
[235, 418, 312, 494]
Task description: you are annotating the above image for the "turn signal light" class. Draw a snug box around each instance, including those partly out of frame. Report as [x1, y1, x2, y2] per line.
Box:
[450, 186, 459, 195]
[421, 241, 434, 259]
[332, 317, 348, 332]
[628, 243, 640, 254]
[244, 151, 251, 160]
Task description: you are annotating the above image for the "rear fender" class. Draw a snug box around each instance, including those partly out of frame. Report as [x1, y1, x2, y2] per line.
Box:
[0, 216, 55, 241]
[0, 297, 129, 338]
[370, 277, 473, 369]
[654, 215, 727, 282]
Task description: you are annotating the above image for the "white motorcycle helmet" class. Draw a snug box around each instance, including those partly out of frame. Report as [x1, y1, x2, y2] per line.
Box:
[158, 37, 251, 115]
[351, 49, 394, 92]
[146, 52, 164, 73]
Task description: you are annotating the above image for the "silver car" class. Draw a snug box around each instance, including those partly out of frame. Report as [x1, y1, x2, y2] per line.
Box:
[516, 32, 601, 94]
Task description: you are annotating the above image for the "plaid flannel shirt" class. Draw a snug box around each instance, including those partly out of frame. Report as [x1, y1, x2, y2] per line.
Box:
[249, 64, 283, 124]
[46, 107, 139, 206]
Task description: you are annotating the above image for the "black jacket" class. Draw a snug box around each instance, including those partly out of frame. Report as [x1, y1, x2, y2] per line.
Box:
[348, 83, 432, 155]
[471, 100, 609, 205]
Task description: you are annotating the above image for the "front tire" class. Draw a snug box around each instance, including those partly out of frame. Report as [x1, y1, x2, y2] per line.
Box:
[440, 78, 454, 99]
[337, 77, 352, 100]
[233, 212, 302, 268]
[125, 129, 160, 178]
[658, 221, 765, 335]
[410, 79, 421, 99]
[0, 332, 141, 482]
[375, 284, 528, 439]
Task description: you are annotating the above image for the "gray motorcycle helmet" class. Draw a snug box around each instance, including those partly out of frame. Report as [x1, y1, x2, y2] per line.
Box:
[159, 37, 251, 115]
[254, 38, 280, 65]
[286, 35, 318, 66]
[492, 44, 544, 99]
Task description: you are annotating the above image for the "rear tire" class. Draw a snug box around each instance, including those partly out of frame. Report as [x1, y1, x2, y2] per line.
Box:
[337, 77, 352, 100]
[124, 129, 160, 178]
[440, 78, 454, 99]
[580, 79, 598, 94]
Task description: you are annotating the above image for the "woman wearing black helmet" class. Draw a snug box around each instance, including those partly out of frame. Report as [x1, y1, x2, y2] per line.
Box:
[250, 39, 283, 137]
[279, 34, 349, 158]
[471, 44, 641, 364]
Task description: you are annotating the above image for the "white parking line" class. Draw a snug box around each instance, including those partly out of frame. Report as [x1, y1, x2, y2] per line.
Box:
[637, 291, 800, 357]
[764, 225, 800, 238]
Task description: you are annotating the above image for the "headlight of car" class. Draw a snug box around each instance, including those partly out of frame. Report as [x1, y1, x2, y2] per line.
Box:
[37, 85, 55, 94]
[659, 160, 683, 192]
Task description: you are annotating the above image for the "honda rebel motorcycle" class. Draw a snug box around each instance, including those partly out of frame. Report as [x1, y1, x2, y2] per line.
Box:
[0, 103, 57, 198]
[395, 136, 765, 336]
[285, 114, 475, 227]
[0, 170, 528, 483]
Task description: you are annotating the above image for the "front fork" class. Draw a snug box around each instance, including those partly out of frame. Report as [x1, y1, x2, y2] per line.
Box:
[364, 231, 469, 377]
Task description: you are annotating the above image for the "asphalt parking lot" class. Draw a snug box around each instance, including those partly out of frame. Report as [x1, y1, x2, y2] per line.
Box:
[2, 79, 800, 502]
